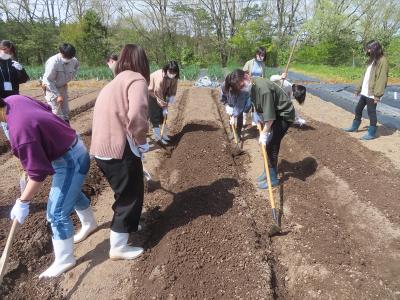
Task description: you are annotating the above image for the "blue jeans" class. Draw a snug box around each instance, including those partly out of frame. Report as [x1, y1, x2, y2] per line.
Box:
[47, 137, 90, 240]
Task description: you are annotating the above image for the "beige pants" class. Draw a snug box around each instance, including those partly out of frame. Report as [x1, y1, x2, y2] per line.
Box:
[45, 85, 70, 121]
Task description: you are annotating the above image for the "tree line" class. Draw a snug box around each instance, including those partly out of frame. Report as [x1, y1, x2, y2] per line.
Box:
[0, 0, 399, 70]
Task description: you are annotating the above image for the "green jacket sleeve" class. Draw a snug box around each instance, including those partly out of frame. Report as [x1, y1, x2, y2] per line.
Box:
[373, 56, 389, 98]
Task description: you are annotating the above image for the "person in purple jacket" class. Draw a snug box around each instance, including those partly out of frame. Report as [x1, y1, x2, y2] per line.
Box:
[0, 95, 97, 278]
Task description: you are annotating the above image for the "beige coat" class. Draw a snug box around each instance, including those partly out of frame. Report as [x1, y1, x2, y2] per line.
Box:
[243, 58, 265, 78]
[148, 69, 178, 100]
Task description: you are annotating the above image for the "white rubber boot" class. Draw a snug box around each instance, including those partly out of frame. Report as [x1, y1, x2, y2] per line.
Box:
[74, 206, 98, 243]
[109, 230, 143, 260]
[243, 113, 247, 126]
[153, 127, 167, 145]
[39, 237, 76, 278]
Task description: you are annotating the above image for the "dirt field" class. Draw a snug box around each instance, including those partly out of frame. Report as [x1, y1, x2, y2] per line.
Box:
[0, 80, 399, 299]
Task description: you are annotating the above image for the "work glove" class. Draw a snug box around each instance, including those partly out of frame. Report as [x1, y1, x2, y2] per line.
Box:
[229, 116, 237, 126]
[137, 143, 149, 159]
[167, 96, 176, 104]
[225, 105, 233, 116]
[259, 131, 271, 146]
[252, 112, 263, 125]
[162, 108, 168, 117]
[138, 143, 149, 154]
[12, 60, 23, 71]
[10, 199, 30, 224]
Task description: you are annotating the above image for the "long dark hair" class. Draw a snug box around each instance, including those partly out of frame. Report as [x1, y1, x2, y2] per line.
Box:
[292, 84, 306, 105]
[0, 40, 17, 58]
[115, 44, 150, 84]
[255, 47, 266, 62]
[162, 60, 180, 79]
[0, 98, 6, 107]
[365, 40, 384, 65]
[224, 69, 246, 95]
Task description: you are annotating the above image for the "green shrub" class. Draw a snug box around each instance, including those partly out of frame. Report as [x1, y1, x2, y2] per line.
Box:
[207, 64, 225, 80]
[181, 64, 200, 80]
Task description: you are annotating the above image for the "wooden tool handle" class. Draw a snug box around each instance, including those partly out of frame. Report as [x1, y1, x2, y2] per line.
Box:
[231, 123, 238, 144]
[257, 125, 277, 209]
[160, 116, 167, 137]
[0, 219, 19, 284]
[281, 34, 300, 87]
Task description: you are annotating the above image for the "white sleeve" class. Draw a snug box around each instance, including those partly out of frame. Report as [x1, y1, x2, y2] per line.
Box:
[269, 74, 281, 82]
[43, 57, 60, 96]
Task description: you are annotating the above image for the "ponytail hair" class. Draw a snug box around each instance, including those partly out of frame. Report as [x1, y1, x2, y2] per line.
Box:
[224, 69, 246, 95]
[292, 84, 306, 105]
[0, 98, 6, 108]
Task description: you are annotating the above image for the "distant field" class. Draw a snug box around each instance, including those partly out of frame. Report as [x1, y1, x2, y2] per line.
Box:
[27, 63, 400, 84]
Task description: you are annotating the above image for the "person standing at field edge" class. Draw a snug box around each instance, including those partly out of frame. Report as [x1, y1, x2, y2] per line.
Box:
[42, 43, 79, 123]
[343, 40, 389, 140]
[90, 44, 150, 260]
[0, 40, 29, 139]
[148, 61, 179, 144]
[242, 47, 267, 126]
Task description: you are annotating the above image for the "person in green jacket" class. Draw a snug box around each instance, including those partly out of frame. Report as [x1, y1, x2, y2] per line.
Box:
[344, 40, 389, 140]
[251, 76, 306, 189]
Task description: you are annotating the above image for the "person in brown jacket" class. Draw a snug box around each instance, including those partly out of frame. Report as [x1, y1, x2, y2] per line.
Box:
[344, 40, 389, 140]
[148, 61, 179, 144]
[90, 44, 150, 260]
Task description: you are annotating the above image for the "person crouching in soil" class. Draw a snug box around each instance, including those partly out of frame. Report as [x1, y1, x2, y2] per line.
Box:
[148, 61, 179, 145]
[221, 70, 252, 142]
[250, 74, 306, 189]
[0, 95, 95, 278]
[344, 40, 389, 140]
[90, 44, 150, 260]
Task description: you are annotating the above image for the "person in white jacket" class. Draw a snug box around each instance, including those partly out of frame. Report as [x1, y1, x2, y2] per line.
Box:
[42, 43, 79, 123]
[270, 74, 306, 126]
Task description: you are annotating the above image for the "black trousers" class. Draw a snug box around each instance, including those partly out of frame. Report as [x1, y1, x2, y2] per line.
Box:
[355, 95, 377, 126]
[95, 143, 144, 233]
[265, 118, 291, 170]
[149, 96, 165, 128]
[236, 113, 243, 138]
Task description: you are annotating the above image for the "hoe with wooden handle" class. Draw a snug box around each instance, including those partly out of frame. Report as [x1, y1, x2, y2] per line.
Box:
[0, 170, 27, 284]
[257, 124, 281, 236]
[160, 115, 167, 138]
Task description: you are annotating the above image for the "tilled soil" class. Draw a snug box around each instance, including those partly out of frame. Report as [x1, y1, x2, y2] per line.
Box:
[127, 88, 276, 299]
[269, 120, 400, 299]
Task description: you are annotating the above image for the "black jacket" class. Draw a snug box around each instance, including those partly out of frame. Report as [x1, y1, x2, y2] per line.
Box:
[0, 59, 30, 98]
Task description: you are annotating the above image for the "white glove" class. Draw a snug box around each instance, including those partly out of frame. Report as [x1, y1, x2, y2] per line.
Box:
[135, 143, 149, 159]
[167, 96, 175, 104]
[162, 108, 168, 117]
[259, 131, 271, 145]
[138, 143, 149, 154]
[252, 112, 263, 124]
[225, 105, 233, 116]
[229, 116, 237, 126]
[10, 199, 30, 224]
[12, 60, 23, 71]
